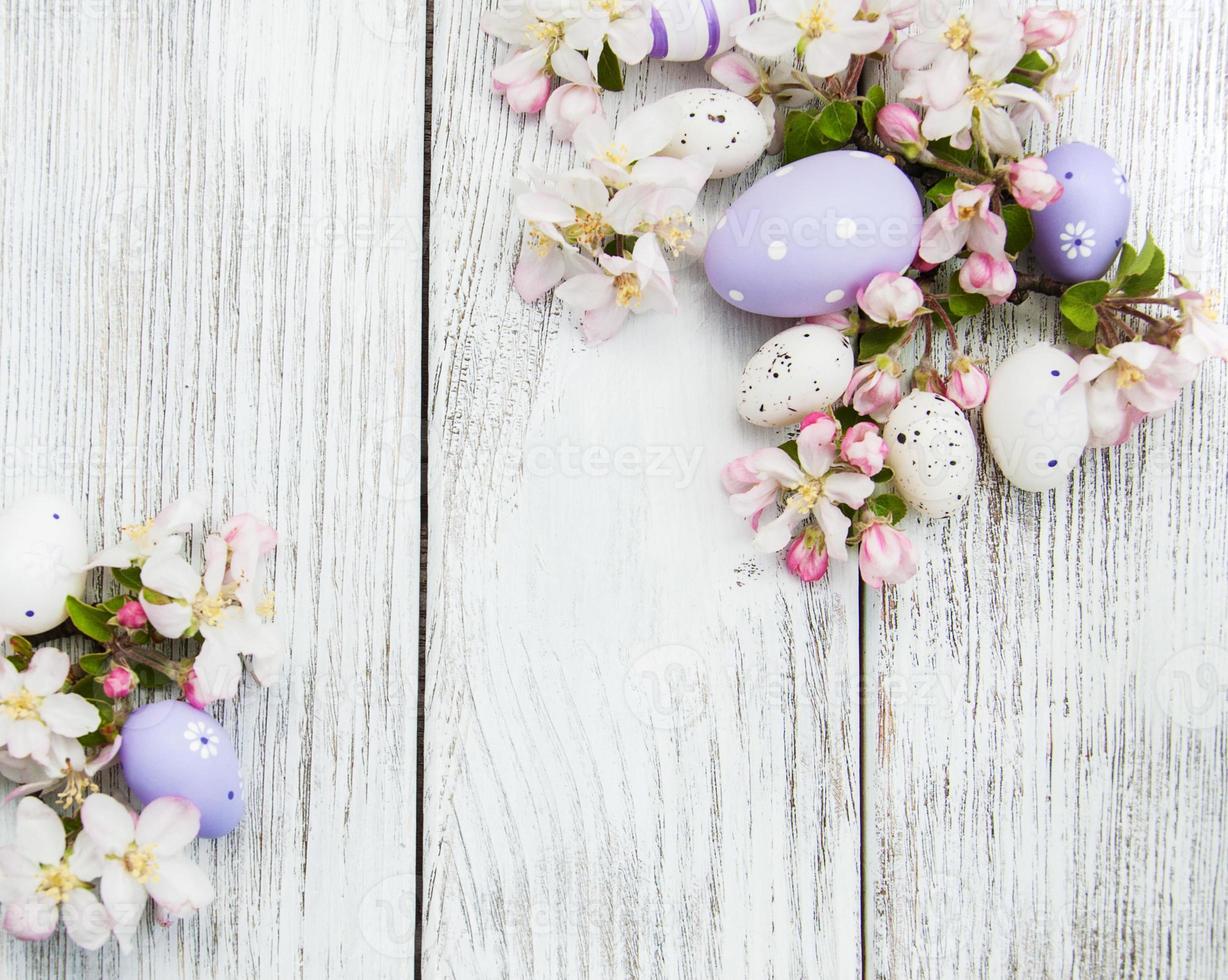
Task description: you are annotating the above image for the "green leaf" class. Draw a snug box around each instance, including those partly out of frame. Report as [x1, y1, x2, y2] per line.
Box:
[925, 175, 958, 206]
[818, 101, 858, 145]
[1006, 50, 1050, 86]
[779, 439, 800, 465]
[70, 676, 99, 700]
[868, 494, 908, 525]
[783, 109, 838, 163]
[861, 85, 886, 133]
[1001, 204, 1034, 255]
[858, 326, 907, 362]
[78, 732, 107, 748]
[1119, 235, 1165, 297]
[872, 466, 895, 485]
[100, 594, 128, 614]
[595, 42, 623, 92]
[1059, 280, 1109, 348]
[947, 276, 988, 319]
[834, 405, 869, 430]
[1063, 280, 1112, 307]
[79, 653, 110, 676]
[65, 596, 115, 645]
[927, 137, 975, 167]
[111, 566, 143, 591]
[1063, 316, 1097, 348]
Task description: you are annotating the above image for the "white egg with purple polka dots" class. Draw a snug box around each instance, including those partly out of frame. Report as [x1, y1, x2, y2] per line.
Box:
[983, 343, 1089, 492]
[0, 493, 88, 635]
[884, 392, 978, 518]
[658, 88, 771, 180]
[737, 323, 854, 427]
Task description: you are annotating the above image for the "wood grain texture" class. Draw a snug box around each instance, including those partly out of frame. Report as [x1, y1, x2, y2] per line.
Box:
[0, 0, 422, 975]
[866, 1, 1228, 977]
[423, 3, 861, 977]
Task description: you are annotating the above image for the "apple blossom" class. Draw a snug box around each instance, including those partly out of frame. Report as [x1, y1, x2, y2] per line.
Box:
[493, 58, 552, 114]
[859, 522, 919, 588]
[919, 183, 1007, 263]
[0, 648, 100, 765]
[1020, 8, 1079, 51]
[735, 0, 891, 81]
[114, 599, 147, 630]
[554, 233, 678, 344]
[573, 101, 681, 187]
[706, 51, 815, 155]
[101, 667, 136, 700]
[844, 356, 904, 422]
[858, 272, 926, 326]
[0, 739, 121, 810]
[893, 3, 1026, 82]
[875, 102, 926, 159]
[841, 421, 890, 476]
[959, 251, 1017, 305]
[1079, 342, 1198, 447]
[1174, 288, 1226, 362]
[723, 447, 807, 531]
[544, 82, 603, 141]
[88, 491, 207, 570]
[564, 0, 655, 78]
[945, 357, 991, 409]
[786, 529, 831, 583]
[801, 412, 839, 445]
[1006, 157, 1064, 211]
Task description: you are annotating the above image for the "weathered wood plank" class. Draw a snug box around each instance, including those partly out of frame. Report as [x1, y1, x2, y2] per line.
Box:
[867, 1, 1228, 976]
[0, 0, 422, 974]
[423, 3, 861, 977]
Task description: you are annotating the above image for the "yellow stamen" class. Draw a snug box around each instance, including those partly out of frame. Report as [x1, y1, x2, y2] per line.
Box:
[613, 273, 642, 307]
[965, 77, 996, 107]
[653, 210, 694, 257]
[56, 765, 99, 812]
[592, 0, 624, 14]
[193, 582, 240, 628]
[528, 228, 554, 257]
[567, 211, 613, 253]
[1116, 364, 1145, 388]
[527, 21, 564, 42]
[257, 591, 277, 620]
[121, 844, 159, 885]
[1, 688, 43, 721]
[122, 517, 156, 544]
[944, 15, 972, 50]
[36, 861, 85, 905]
[798, 2, 834, 37]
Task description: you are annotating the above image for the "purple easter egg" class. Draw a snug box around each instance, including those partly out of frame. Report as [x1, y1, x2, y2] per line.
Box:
[704, 151, 923, 318]
[649, 0, 757, 62]
[120, 702, 244, 839]
[1031, 143, 1131, 283]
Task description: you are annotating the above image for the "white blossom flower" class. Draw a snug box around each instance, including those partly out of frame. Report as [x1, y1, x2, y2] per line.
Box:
[1059, 220, 1095, 259]
[0, 649, 100, 765]
[0, 739, 121, 810]
[76, 794, 213, 951]
[893, 1, 1025, 82]
[573, 101, 681, 187]
[0, 797, 112, 949]
[564, 0, 655, 76]
[87, 491, 207, 570]
[736, 0, 890, 79]
[554, 234, 678, 344]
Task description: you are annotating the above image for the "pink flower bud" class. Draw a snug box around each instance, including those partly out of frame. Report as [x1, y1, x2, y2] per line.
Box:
[786, 529, 830, 583]
[959, 252, 1017, 305]
[945, 357, 990, 410]
[544, 83, 603, 142]
[182, 669, 211, 710]
[801, 411, 838, 445]
[506, 73, 552, 114]
[857, 271, 926, 326]
[859, 523, 919, 588]
[875, 103, 925, 159]
[102, 666, 137, 699]
[841, 421, 889, 476]
[803, 312, 853, 330]
[706, 50, 761, 96]
[912, 363, 946, 395]
[115, 599, 148, 630]
[844, 356, 904, 422]
[1021, 8, 1079, 50]
[1006, 157, 1065, 211]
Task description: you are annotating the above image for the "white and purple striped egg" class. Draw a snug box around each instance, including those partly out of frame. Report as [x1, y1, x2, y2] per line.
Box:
[1031, 143, 1131, 283]
[649, 0, 758, 62]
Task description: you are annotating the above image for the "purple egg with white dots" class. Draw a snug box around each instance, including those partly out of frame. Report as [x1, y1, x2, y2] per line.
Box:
[1031, 142, 1131, 283]
[120, 702, 245, 839]
[705, 151, 924, 318]
[648, 0, 757, 62]
[0, 493, 88, 634]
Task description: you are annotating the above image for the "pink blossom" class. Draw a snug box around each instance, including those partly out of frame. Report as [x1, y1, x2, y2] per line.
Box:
[1175, 289, 1226, 362]
[1021, 8, 1079, 50]
[857, 272, 926, 326]
[181, 669, 215, 711]
[707, 50, 761, 95]
[912, 363, 946, 395]
[543, 83, 603, 142]
[102, 666, 137, 699]
[875, 103, 925, 159]
[1006, 157, 1064, 211]
[844, 356, 904, 422]
[803, 312, 853, 329]
[945, 357, 990, 409]
[722, 447, 801, 530]
[785, 529, 831, 583]
[115, 599, 148, 630]
[919, 183, 1007, 264]
[1079, 342, 1199, 447]
[841, 421, 889, 476]
[800, 412, 839, 445]
[859, 523, 919, 588]
[959, 252, 1017, 305]
[492, 50, 552, 114]
[221, 514, 278, 557]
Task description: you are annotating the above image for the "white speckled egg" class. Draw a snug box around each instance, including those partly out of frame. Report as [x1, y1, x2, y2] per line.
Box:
[0, 493, 89, 634]
[737, 324, 854, 427]
[983, 343, 1089, 492]
[885, 392, 977, 518]
[660, 88, 771, 180]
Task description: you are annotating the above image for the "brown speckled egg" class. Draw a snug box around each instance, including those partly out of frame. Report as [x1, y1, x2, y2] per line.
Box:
[884, 392, 977, 518]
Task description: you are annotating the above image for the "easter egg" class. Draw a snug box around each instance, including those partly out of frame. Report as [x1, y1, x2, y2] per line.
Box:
[705, 151, 923, 318]
[884, 392, 977, 518]
[983, 343, 1089, 492]
[120, 702, 245, 839]
[737, 323, 854, 426]
[0, 493, 88, 635]
[1031, 142, 1131, 283]
[660, 89, 771, 180]
[649, 0, 757, 62]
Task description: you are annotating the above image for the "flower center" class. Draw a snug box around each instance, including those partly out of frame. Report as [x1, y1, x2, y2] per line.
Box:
[613, 273, 642, 307]
[121, 844, 159, 885]
[798, 3, 834, 38]
[36, 861, 84, 905]
[1116, 364, 1145, 388]
[651, 210, 694, 257]
[966, 77, 996, 107]
[528, 228, 555, 257]
[792, 480, 824, 515]
[602, 144, 631, 168]
[592, 0, 624, 14]
[944, 16, 972, 50]
[122, 517, 156, 544]
[528, 20, 564, 42]
[57, 765, 100, 812]
[568, 211, 613, 253]
[257, 591, 277, 620]
[193, 582, 240, 627]
[1, 688, 43, 721]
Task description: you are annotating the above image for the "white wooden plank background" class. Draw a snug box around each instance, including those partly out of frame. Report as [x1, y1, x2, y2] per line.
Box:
[866, 1, 1228, 977]
[0, 0, 422, 976]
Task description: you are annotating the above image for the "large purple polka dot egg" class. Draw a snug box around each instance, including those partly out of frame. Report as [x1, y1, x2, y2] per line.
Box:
[120, 701, 245, 839]
[704, 151, 923, 318]
[1031, 142, 1131, 283]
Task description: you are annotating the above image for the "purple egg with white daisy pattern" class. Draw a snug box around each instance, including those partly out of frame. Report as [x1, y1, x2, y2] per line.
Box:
[1031, 143, 1132, 283]
[120, 702, 245, 839]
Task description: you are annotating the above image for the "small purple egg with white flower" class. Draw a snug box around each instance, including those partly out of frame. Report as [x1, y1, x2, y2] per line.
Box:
[1031, 142, 1132, 283]
[120, 702, 245, 839]
[705, 150, 923, 318]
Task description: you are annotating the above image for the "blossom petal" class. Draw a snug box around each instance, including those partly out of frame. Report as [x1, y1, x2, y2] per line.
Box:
[82, 793, 137, 854]
[151, 491, 208, 537]
[23, 648, 70, 696]
[797, 424, 838, 478]
[607, 17, 654, 66]
[0, 847, 39, 903]
[580, 304, 631, 345]
[550, 45, 595, 86]
[140, 594, 195, 639]
[192, 641, 243, 702]
[62, 889, 112, 951]
[136, 797, 201, 854]
[38, 694, 100, 739]
[69, 832, 107, 883]
[141, 553, 202, 601]
[515, 247, 566, 303]
[816, 499, 853, 562]
[736, 16, 804, 57]
[5, 720, 50, 762]
[755, 499, 808, 553]
[3, 897, 59, 942]
[100, 864, 147, 942]
[145, 855, 214, 917]
[15, 797, 65, 865]
[824, 472, 875, 509]
[555, 273, 614, 312]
